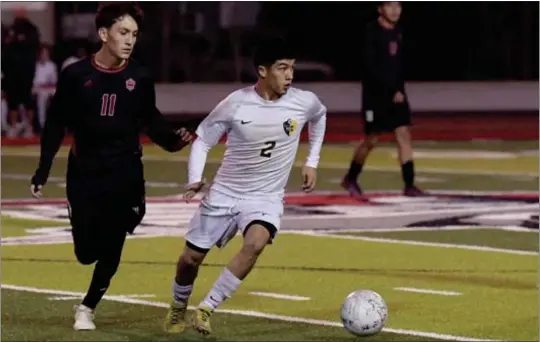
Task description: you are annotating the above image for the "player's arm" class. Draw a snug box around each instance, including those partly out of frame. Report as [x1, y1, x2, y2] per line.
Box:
[30, 68, 72, 197]
[140, 75, 192, 152]
[364, 26, 401, 94]
[303, 96, 327, 192]
[184, 99, 234, 201]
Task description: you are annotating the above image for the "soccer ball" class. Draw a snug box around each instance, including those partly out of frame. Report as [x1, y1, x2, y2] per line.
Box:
[340, 289, 388, 337]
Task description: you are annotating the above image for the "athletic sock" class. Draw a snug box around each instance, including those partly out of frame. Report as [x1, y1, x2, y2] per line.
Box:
[172, 279, 193, 304]
[81, 260, 116, 310]
[346, 161, 363, 181]
[200, 268, 242, 311]
[401, 160, 415, 188]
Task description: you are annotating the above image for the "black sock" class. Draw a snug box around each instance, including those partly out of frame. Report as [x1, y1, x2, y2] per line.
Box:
[81, 232, 125, 310]
[347, 161, 363, 181]
[81, 258, 120, 310]
[401, 160, 415, 188]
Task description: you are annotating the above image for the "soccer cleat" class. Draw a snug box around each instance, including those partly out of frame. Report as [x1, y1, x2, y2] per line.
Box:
[403, 185, 427, 197]
[73, 304, 96, 331]
[192, 305, 213, 336]
[341, 176, 365, 201]
[164, 301, 188, 333]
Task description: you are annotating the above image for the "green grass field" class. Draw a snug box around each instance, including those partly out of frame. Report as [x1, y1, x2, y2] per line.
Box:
[1, 140, 538, 341]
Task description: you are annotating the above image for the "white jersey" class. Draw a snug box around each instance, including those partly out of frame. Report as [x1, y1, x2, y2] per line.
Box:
[33, 61, 57, 88]
[188, 86, 326, 199]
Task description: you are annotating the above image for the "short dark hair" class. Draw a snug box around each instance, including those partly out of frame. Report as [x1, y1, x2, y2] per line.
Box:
[95, 2, 144, 31]
[378, 1, 401, 8]
[252, 36, 296, 69]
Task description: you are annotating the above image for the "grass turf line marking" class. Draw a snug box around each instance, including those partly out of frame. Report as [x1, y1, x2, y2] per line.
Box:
[394, 287, 462, 296]
[323, 226, 538, 233]
[3, 151, 537, 177]
[48, 294, 156, 301]
[1, 284, 498, 342]
[305, 232, 538, 256]
[248, 291, 311, 301]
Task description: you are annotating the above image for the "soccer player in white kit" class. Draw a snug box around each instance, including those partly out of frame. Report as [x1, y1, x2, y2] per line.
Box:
[164, 37, 327, 336]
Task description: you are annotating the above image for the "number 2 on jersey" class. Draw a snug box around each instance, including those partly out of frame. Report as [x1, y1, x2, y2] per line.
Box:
[100, 93, 117, 116]
[260, 141, 276, 158]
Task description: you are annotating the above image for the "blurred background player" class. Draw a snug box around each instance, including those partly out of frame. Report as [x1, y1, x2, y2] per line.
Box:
[33, 45, 58, 132]
[30, 3, 193, 332]
[62, 46, 88, 71]
[163, 37, 327, 336]
[2, 10, 40, 138]
[342, 1, 425, 198]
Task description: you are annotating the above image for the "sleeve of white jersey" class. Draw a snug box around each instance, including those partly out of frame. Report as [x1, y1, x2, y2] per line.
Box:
[188, 96, 236, 184]
[305, 95, 327, 169]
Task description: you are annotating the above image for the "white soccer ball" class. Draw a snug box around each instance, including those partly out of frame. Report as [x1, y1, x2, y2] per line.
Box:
[340, 289, 388, 336]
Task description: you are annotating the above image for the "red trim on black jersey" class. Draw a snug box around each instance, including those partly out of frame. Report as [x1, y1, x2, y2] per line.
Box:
[91, 54, 129, 74]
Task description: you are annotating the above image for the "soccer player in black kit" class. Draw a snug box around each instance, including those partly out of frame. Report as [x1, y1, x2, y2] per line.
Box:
[30, 3, 193, 331]
[342, 2, 425, 199]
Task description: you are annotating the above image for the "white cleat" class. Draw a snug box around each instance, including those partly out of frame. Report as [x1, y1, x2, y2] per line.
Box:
[73, 304, 96, 331]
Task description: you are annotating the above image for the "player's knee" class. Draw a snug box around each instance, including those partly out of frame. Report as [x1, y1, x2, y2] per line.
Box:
[394, 126, 411, 146]
[180, 241, 208, 268]
[75, 248, 98, 265]
[242, 222, 276, 257]
[362, 135, 379, 149]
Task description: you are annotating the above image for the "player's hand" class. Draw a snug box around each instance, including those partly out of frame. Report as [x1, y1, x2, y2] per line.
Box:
[183, 179, 206, 203]
[301, 166, 317, 193]
[30, 169, 47, 198]
[175, 127, 194, 143]
[30, 174, 45, 199]
[393, 91, 405, 103]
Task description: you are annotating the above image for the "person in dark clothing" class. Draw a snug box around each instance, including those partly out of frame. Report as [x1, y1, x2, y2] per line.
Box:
[30, 3, 193, 331]
[342, 1, 425, 199]
[3, 15, 40, 137]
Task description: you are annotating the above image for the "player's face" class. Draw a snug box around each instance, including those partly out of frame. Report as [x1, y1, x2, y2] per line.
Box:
[379, 2, 402, 24]
[99, 15, 139, 60]
[39, 47, 50, 61]
[261, 59, 295, 96]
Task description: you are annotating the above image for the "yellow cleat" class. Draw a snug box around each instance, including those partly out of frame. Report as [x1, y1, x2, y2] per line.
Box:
[164, 301, 188, 333]
[192, 305, 213, 336]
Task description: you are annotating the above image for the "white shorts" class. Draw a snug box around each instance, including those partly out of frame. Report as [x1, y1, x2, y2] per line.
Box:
[185, 189, 284, 250]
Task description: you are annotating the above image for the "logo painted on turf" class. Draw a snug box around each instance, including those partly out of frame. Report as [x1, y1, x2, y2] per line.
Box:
[1, 192, 537, 247]
[283, 119, 297, 136]
[126, 78, 136, 91]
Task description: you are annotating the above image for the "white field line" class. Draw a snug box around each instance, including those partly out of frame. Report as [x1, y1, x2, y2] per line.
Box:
[322, 226, 538, 233]
[248, 291, 311, 301]
[304, 232, 538, 256]
[393, 287, 462, 296]
[2, 150, 538, 177]
[48, 294, 156, 301]
[1, 284, 499, 342]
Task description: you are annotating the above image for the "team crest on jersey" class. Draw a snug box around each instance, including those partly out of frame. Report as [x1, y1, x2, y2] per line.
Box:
[389, 41, 398, 55]
[283, 119, 297, 136]
[126, 78, 136, 91]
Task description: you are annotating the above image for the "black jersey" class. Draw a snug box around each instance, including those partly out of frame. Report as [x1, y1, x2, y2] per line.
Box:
[362, 20, 406, 107]
[34, 55, 186, 184]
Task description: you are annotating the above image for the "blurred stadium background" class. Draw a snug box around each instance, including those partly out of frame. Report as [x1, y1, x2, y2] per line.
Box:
[1, 1, 538, 141]
[1, 3, 539, 341]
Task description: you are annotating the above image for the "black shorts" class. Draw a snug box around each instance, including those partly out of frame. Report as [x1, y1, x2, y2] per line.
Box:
[66, 159, 147, 235]
[5, 84, 33, 111]
[362, 101, 412, 135]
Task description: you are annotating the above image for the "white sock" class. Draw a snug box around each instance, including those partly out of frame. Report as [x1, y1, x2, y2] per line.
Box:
[200, 268, 242, 311]
[172, 279, 193, 304]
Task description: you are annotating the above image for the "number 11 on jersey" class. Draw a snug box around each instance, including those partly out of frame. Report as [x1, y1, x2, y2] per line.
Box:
[100, 93, 117, 116]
